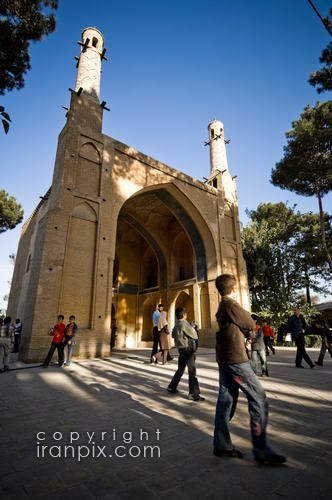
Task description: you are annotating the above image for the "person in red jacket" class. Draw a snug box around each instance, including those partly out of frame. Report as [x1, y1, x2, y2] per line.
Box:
[41, 315, 65, 367]
[262, 321, 275, 356]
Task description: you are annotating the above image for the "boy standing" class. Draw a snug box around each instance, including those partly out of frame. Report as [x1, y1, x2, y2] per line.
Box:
[63, 315, 78, 366]
[167, 307, 204, 401]
[0, 317, 14, 372]
[42, 315, 65, 367]
[213, 274, 286, 464]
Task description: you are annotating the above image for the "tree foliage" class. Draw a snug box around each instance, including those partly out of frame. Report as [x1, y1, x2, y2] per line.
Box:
[242, 203, 330, 325]
[271, 101, 332, 271]
[0, 189, 24, 233]
[309, 8, 332, 93]
[0, 0, 58, 95]
[0, 106, 11, 134]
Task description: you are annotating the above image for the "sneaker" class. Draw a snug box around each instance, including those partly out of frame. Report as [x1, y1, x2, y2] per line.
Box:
[255, 453, 287, 465]
[188, 394, 205, 401]
[315, 361, 323, 366]
[167, 387, 178, 394]
[214, 448, 243, 459]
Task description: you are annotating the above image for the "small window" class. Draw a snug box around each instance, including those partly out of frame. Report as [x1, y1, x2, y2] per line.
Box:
[92, 37, 98, 48]
[213, 178, 218, 188]
[211, 129, 215, 139]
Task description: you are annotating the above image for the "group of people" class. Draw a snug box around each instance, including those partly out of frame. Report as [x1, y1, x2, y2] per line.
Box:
[41, 314, 78, 368]
[164, 274, 287, 464]
[154, 274, 330, 465]
[0, 317, 22, 373]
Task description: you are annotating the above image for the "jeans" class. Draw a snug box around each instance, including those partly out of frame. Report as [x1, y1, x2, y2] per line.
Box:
[0, 338, 11, 369]
[13, 334, 21, 353]
[64, 341, 74, 365]
[214, 361, 270, 456]
[168, 348, 200, 395]
[295, 337, 313, 367]
[264, 337, 275, 355]
[251, 349, 268, 374]
[43, 343, 64, 367]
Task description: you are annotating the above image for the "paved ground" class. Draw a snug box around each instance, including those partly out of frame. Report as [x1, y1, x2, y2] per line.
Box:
[1, 347, 331, 500]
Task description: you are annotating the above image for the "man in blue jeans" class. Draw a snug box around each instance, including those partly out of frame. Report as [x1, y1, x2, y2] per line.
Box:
[213, 274, 286, 465]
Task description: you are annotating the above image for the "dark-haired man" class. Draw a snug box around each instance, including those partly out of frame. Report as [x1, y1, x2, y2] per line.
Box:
[63, 315, 78, 366]
[167, 307, 204, 401]
[213, 274, 286, 465]
[150, 304, 164, 363]
[42, 315, 65, 368]
[286, 308, 314, 369]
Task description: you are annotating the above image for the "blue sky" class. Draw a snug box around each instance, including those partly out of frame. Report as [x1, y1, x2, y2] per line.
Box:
[1, 0, 331, 310]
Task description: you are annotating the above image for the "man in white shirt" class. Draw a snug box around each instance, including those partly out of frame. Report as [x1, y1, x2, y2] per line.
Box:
[150, 304, 164, 363]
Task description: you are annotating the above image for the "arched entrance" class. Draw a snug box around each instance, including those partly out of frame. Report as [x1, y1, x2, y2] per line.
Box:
[111, 186, 213, 349]
[174, 291, 194, 323]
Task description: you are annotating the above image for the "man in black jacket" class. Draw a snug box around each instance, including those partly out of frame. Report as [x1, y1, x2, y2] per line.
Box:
[286, 308, 314, 369]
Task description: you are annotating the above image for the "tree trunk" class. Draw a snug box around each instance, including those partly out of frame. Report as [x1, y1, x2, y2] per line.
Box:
[304, 265, 311, 306]
[317, 192, 332, 273]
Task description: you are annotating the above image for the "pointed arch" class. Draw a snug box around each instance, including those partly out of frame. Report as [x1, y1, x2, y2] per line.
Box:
[79, 142, 101, 164]
[72, 202, 98, 222]
[174, 290, 194, 323]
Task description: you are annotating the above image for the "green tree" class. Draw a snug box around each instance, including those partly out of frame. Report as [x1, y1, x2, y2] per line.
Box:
[271, 101, 332, 272]
[241, 203, 330, 324]
[308, 7, 332, 93]
[0, 106, 11, 134]
[0, 0, 58, 133]
[0, 189, 24, 233]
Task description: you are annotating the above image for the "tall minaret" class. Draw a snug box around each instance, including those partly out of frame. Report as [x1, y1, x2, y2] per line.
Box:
[207, 119, 229, 174]
[75, 27, 104, 99]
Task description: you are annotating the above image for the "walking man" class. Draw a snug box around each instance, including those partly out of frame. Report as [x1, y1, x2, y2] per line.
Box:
[213, 274, 286, 464]
[167, 307, 204, 401]
[286, 308, 314, 369]
[42, 314, 65, 368]
[314, 320, 332, 366]
[150, 304, 163, 363]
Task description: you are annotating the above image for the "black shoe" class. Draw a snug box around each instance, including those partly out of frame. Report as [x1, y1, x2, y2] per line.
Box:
[41, 364, 49, 368]
[262, 370, 269, 377]
[314, 361, 323, 366]
[4, 366, 10, 371]
[296, 365, 305, 368]
[255, 453, 287, 465]
[188, 394, 205, 401]
[310, 364, 315, 369]
[214, 448, 243, 459]
[167, 387, 178, 394]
